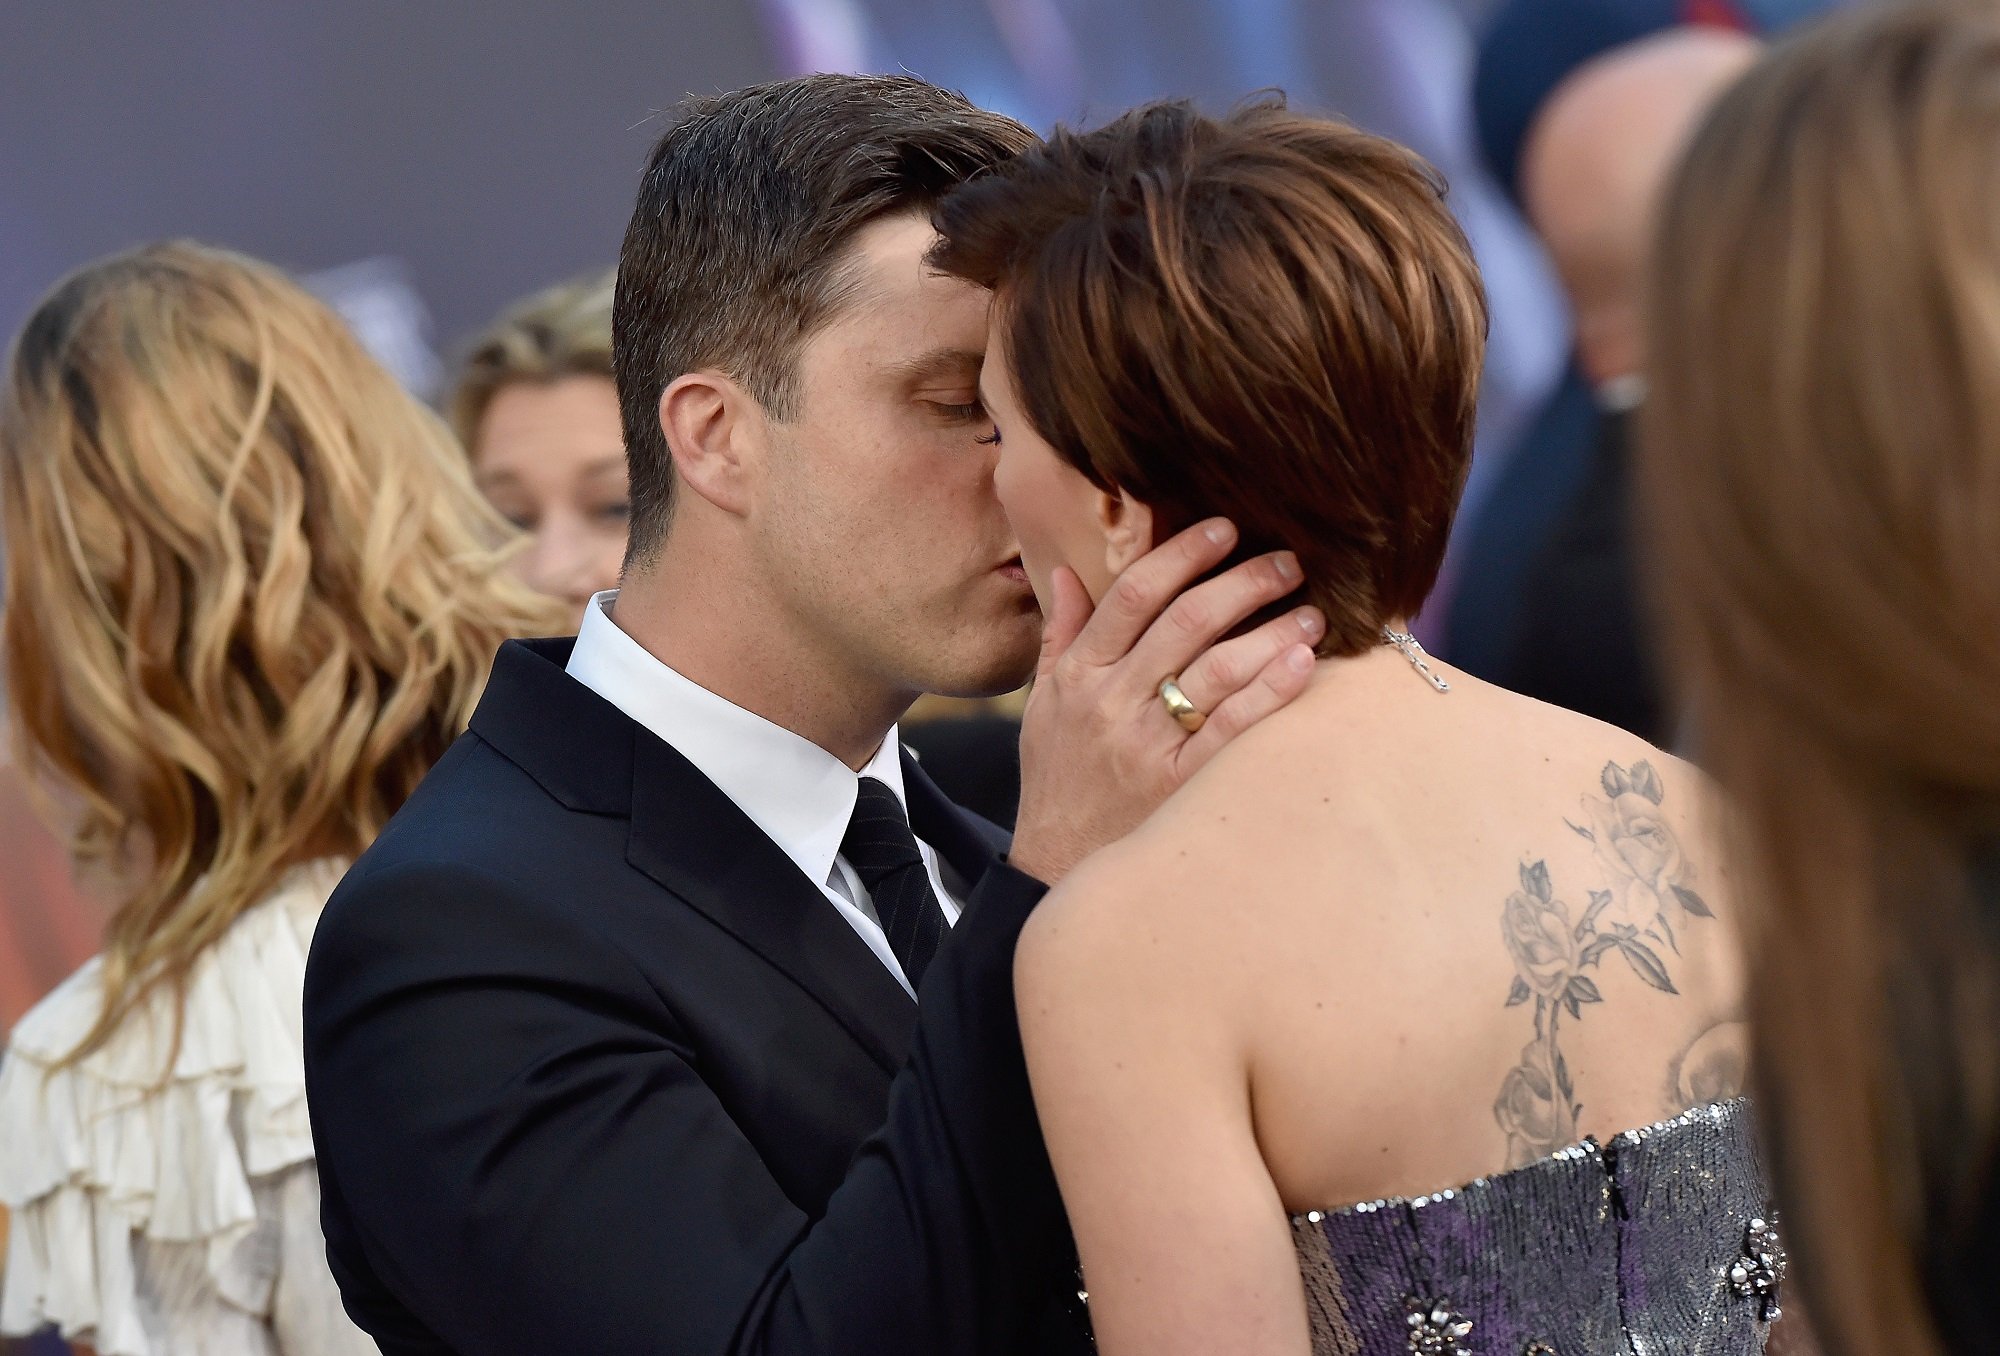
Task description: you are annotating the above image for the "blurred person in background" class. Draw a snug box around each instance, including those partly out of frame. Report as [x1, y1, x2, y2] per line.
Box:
[1443, 0, 1848, 682]
[1496, 26, 1760, 743]
[1641, 4, 2000, 1351]
[0, 734, 100, 1356]
[0, 741, 101, 1035]
[450, 269, 624, 623]
[0, 242, 560, 1356]
[936, 97, 1774, 1354]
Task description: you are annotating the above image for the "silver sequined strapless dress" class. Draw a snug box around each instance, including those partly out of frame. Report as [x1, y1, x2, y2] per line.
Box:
[1288, 1099, 1782, 1356]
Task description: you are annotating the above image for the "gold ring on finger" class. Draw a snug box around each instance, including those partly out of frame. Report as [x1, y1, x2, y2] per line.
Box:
[1157, 675, 1207, 733]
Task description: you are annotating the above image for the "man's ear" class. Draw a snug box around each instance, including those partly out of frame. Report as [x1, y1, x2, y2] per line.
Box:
[657, 371, 761, 517]
[1097, 488, 1156, 579]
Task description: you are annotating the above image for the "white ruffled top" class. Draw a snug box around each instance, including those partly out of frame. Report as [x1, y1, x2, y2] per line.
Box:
[0, 859, 374, 1356]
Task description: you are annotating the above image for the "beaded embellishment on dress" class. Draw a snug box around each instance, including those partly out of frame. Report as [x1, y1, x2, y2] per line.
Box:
[1289, 1099, 1775, 1356]
[1728, 1216, 1788, 1322]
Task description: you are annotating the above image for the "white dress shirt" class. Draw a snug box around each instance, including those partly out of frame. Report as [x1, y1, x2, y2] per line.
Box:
[565, 590, 962, 998]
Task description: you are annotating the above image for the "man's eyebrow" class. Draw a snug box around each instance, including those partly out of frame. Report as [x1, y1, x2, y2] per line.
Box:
[885, 347, 983, 387]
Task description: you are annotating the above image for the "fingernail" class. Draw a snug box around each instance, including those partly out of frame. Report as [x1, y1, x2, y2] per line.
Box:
[1294, 608, 1323, 636]
[1275, 552, 1302, 583]
[1287, 645, 1315, 672]
[1204, 519, 1232, 545]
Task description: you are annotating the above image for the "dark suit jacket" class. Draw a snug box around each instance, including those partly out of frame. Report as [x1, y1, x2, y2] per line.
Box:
[303, 638, 1087, 1355]
[1495, 409, 1667, 744]
[900, 715, 1022, 830]
[1441, 362, 1601, 679]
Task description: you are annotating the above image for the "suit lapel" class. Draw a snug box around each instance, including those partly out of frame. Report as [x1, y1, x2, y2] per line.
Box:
[901, 749, 1010, 898]
[470, 638, 632, 815]
[472, 641, 1006, 1078]
[626, 733, 919, 1076]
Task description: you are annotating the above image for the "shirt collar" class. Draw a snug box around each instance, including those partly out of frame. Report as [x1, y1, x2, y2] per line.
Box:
[566, 590, 907, 890]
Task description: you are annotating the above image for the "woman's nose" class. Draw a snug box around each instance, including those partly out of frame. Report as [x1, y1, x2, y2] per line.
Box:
[522, 518, 602, 609]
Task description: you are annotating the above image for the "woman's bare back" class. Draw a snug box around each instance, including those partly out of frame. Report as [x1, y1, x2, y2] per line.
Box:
[1017, 649, 1774, 1356]
[1109, 649, 1748, 1213]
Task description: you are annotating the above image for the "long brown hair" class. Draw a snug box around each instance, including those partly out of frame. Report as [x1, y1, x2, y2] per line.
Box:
[0, 242, 563, 1068]
[1639, 6, 2000, 1351]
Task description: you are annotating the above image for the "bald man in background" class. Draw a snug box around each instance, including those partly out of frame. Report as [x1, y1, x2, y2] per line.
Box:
[1497, 25, 1760, 742]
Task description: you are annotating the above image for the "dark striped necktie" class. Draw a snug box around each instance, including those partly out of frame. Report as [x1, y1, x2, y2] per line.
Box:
[840, 776, 947, 991]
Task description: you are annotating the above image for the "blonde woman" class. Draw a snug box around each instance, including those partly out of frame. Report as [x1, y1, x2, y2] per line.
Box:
[1640, 4, 2000, 1351]
[0, 242, 560, 1356]
[450, 270, 626, 619]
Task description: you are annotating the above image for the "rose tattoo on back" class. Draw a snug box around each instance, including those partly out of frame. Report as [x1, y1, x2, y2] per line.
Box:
[1493, 760, 1716, 1168]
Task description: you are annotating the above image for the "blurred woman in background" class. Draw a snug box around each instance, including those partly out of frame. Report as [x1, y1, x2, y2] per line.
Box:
[1641, 4, 2000, 1351]
[0, 242, 559, 1356]
[450, 269, 626, 621]
[0, 736, 101, 1034]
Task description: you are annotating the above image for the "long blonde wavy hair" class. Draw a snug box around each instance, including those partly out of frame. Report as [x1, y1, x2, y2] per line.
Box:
[1640, 5, 2000, 1351]
[0, 241, 563, 1067]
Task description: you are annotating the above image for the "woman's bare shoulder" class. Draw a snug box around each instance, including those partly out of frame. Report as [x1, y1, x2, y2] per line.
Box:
[1014, 787, 1270, 1032]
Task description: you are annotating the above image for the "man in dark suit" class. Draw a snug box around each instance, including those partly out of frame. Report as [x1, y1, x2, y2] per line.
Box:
[303, 74, 1324, 1356]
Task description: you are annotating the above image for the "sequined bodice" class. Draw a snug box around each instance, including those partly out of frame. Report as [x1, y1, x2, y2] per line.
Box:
[1289, 1099, 1779, 1356]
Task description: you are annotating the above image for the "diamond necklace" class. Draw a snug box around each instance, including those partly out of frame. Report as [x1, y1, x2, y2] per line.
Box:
[1381, 627, 1450, 693]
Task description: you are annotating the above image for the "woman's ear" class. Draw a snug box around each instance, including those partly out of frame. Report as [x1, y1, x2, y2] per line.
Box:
[1097, 488, 1156, 579]
[658, 371, 760, 517]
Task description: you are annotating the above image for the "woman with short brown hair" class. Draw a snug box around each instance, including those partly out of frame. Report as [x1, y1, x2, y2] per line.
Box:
[934, 98, 1775, 1353]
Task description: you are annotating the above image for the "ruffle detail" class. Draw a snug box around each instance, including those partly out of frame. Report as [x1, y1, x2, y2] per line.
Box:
[0, 859, 347, 1354]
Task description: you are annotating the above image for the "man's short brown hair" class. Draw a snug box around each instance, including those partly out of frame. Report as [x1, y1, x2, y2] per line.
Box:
[932, 97, 1487, 655]
[614, 74, 1036, 564]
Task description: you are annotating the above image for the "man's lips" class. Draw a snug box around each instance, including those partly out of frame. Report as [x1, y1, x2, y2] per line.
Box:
[995, 556, 1028, 584]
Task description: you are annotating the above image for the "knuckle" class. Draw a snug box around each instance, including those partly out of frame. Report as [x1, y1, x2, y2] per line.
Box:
[1108, 573, 1151, 618]
[1166, 597, 1211, 640]
[1205, 693, 1246, 730]
[1087, 690, 1122, 734]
